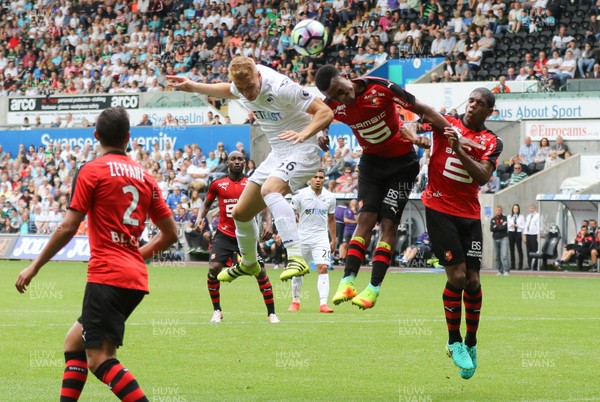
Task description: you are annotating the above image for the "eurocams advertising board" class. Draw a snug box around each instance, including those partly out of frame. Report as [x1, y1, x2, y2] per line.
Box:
[525, 121, 600, 141]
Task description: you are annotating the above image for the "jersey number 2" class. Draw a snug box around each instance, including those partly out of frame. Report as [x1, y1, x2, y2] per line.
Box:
[122, 185, 140, 225]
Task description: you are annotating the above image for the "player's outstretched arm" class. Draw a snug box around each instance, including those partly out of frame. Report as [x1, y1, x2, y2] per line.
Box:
[444, 127, 495, 185]
[15, 209, 85, 293]
[166, 75, 238, 100]
[278, 97, 334, 144]
[139, 216, 179, 261]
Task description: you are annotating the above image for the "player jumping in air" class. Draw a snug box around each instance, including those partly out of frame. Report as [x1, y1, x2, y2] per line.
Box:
[289, 169, 337, 313]
[315, 65, 465, 309]
[422, 88, 502, 379]
[15, 107, 178, 401]
[196, 151, 280, 324]
[168, 56, 333, 283]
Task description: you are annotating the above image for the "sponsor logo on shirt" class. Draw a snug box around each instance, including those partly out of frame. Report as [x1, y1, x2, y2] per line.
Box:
[254, 110, 283, 121]
[333, 104, 347, 116]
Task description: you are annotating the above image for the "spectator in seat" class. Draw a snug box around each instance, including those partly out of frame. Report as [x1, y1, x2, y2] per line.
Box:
[480, 172, 501, 193]
[533, 51, 548, 75]
[466, 42, 483, 72]
[533, 137, 551, 171]
[492, 75, 511, 93]
[554, 50, 577, 89]
[544, 149, 562, 170]
[554, 225, 594, 271]
[578, 43, 597, 79]
[506, 163, 528, 186]
[478, 29, 496, 56]
[399, 231, 433, 267]
[551, 25, 575, 56]
[552, 135, 570, 159]
[517, 136, 538, 173]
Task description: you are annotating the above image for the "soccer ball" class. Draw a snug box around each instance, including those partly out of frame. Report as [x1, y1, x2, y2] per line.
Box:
[291, 19, 328, 57]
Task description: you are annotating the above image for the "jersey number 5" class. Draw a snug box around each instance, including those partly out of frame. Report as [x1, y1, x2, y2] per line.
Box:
[122, 185, 140, 226]
[442, 157, 473, 184]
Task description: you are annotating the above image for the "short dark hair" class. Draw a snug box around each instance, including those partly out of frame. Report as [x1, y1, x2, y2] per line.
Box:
[472, 87, 496, 109]
[315, 65, 341, 92]
[95, 107, 130, 148]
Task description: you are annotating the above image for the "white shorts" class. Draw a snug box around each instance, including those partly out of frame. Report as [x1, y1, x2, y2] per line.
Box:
[249, 145, 321, 192]
[300, 234, 331, 266]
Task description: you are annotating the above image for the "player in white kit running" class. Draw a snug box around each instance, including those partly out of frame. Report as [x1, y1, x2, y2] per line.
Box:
[167, 57, 334, 282]
[289, 170, 337, 313]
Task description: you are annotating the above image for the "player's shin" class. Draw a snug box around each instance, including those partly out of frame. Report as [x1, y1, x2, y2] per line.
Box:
[370, 241, 392, 287]
[257, 275, 276, 315]
[463, 286, 482, 348]
[443, 282, 463, 344]
[263, 193, 301, 256]
[235, 219, 259, 266]
[207, 273, 221, 311]
[317, 273, 330, 305]
[344, 237, 367, 277]
[291, 276, 303, 303]
[93, 358, 148, 402]
[60, 351, 88, 402]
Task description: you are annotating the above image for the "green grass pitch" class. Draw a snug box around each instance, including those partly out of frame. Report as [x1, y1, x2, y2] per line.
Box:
[1, 261, 599, 401]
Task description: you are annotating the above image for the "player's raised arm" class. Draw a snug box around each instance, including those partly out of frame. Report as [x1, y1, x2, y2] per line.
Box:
[166, 75, 238, 100]
[444, 127, 497, 186]
[15, 209, 85, 293]
[278, 97, 334, 144]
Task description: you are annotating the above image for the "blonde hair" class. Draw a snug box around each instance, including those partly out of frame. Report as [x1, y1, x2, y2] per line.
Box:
[228, 56, 257, 83]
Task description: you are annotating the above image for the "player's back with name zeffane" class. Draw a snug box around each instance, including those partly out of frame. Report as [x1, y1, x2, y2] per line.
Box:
[69, 151, 172, 292]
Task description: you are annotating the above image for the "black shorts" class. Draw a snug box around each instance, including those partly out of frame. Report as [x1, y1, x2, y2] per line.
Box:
[357, 152, 419, 222]
[343, 231, 354, 244]
[209, 230, 239, 267]
[78, 283, 145, 349]
[426, 207, 482, 269]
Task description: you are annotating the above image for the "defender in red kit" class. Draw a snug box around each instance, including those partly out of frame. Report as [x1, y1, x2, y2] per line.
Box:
[196, 151, 279, 324]
[423, 88, 502, 380]
[315, 65, 454, 310]
[15, 107, 178, 401]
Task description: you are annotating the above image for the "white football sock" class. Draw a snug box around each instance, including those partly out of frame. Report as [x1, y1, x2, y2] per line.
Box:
[263, 192, 301, 256]
[235, 218, 258, 266]
[318, 273, 330, 305]
[291, 276, 303, 303]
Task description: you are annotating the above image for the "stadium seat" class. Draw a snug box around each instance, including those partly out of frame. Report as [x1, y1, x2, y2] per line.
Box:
[529, 225, 561, 271]
[476, 70, 489, 81]
[507, 46, 520, 58]
[488, 70, 501, 80]
[495, 44, 509, 57]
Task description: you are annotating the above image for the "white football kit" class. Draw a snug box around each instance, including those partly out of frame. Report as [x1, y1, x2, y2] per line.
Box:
[291, 186, 336, 265]
[230, 65, 321, 191]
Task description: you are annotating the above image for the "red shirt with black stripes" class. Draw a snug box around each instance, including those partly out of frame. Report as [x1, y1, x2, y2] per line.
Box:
[422, 115, 503, 219]
[205, 176, 247, 238]
[326, 77, 417, 157]
[69, 152, 172, 292]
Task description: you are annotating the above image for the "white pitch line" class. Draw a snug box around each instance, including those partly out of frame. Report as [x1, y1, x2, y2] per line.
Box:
[1, 316, 600, 328]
